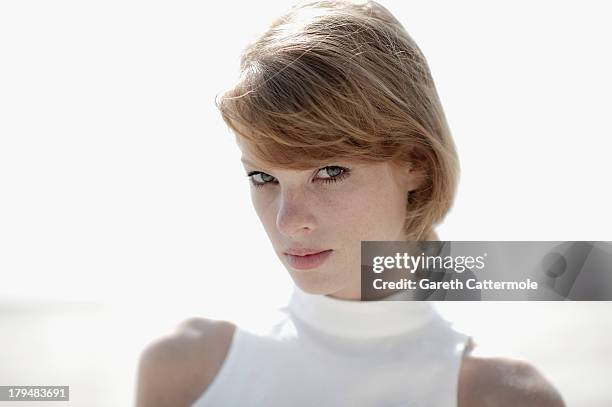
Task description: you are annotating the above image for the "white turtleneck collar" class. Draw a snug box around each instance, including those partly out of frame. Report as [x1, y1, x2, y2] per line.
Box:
[286, 285, 440, 340]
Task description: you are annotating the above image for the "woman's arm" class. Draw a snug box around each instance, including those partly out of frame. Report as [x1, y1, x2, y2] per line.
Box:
[458, 354, 566, 407]
[134, 318, 235, 407]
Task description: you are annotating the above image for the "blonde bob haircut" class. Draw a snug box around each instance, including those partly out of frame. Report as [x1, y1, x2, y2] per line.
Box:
[215, 0, 459, 241]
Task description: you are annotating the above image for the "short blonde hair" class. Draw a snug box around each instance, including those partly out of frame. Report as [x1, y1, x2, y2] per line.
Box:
[215, 0, 459, 241]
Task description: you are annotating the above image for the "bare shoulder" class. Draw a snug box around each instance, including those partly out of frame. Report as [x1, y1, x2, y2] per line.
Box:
[458, 341, 566, 407]
[134, 317, 236, 407]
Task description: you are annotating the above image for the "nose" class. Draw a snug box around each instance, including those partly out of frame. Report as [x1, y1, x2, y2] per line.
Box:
[276, 188, 316, 237]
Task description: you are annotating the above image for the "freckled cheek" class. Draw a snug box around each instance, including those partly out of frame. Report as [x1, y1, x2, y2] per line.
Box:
[321, 189, 368, 229]
[317, 194, 351, 224]
[351, 186, 401, 235]
[250, 191, 276, 224]
[250, 188, 352, 228]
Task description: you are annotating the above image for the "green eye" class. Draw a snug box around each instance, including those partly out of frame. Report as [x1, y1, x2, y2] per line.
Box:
[246, 171, 277, 188]
[253, 173, 275, 183]
[319, 166, 342, 178]
[246, 166, 351, 189]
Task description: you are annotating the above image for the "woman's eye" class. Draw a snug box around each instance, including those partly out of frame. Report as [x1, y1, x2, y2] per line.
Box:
[247, 172, 276, 188]
[317, 166, 343, 179]
[317, 166, 350, 185]
[246, 165, 350, 189]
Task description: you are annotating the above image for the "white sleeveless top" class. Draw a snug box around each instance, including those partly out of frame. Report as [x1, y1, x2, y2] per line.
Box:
[191, 286, 473, 407]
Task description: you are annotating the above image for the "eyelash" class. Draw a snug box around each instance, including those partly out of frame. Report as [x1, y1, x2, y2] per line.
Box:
[246, 166, 351, 189]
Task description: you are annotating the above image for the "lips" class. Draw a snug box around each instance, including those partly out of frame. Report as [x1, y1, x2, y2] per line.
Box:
[284, 248, 330, 256]
[284, 249, 333, 270]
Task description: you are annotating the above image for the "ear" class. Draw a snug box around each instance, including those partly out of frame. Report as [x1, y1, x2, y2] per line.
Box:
[407, 168, 427, 193]
[390, 159, 427, 194]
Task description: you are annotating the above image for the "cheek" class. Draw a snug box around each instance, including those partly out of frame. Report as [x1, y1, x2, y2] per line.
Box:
[250, 189, 276, 225]
[247, 179, 406, 238]
[346, 181, 407, 237]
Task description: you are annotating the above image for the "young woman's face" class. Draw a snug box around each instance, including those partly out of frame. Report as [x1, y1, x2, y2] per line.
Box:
[238, 139, 423, 300]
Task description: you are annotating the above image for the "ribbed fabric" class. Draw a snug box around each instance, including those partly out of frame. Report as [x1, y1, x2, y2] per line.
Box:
[191, 286, 472, 407]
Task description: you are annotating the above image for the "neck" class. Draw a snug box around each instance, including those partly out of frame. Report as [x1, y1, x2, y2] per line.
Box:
[327, 229, 441, 301]
[287, 284, 440, 340]
[325, 278, 405, 301]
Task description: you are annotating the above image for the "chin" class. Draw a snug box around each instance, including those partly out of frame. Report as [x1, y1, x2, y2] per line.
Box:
[288, 272, 339, 296]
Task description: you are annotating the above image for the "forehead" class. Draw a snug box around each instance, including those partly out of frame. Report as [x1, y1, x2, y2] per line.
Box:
[237, 141, 285, 170]
[240, 155, 278, 169]
[236, 136, 326, 170]
[240, 154, 327, 173]
[234, 130, 393, 172]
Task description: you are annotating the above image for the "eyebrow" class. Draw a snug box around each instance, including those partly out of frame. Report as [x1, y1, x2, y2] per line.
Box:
[240, 157, 278, 171]
[241, 157, 273, 170]
[241, 157, 343, 171]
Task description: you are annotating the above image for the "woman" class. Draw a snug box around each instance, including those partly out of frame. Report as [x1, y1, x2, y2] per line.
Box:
[135, 1, 566, 405]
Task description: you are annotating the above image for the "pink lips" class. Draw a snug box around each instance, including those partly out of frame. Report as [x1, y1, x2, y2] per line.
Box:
[284, 249, 333, 270]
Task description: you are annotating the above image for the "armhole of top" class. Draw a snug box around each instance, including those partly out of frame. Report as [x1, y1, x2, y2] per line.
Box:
[462, 336, 476, 357]
[189, 326, 243, 406]
[453, 334, 475, 407]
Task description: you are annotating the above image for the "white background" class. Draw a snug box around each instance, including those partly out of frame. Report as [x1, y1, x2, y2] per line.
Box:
[0, 1, 611, 406]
